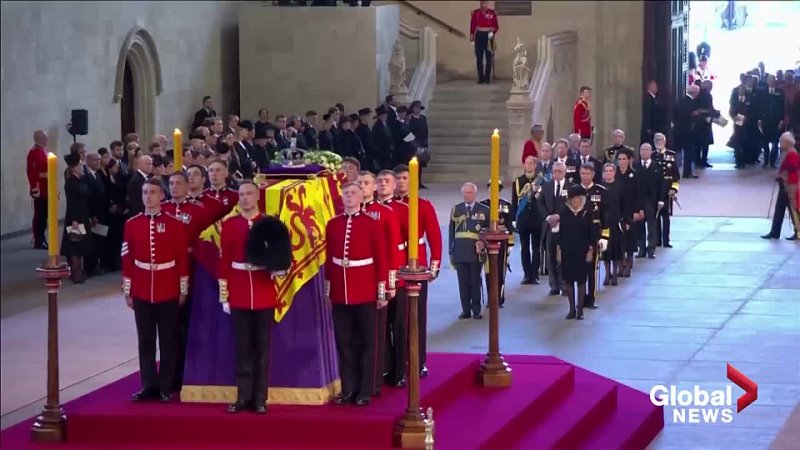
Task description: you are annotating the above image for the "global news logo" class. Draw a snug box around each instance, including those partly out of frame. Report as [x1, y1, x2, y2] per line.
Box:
[649, 363, 758, 424]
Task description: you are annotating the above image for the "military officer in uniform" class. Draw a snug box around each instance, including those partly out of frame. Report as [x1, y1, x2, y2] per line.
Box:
[603, 129, 635, 164]
[573, 86, 593, 140]
[480, 180, 514, 307]
[449, 182, 490, 319]
[204, 159, 238, 219]
[122, 179, 190, 403]
[578, 164, 610, 309]
[469, 1, 499, 84]
[512, 156, 545, 285]
[652, 133, 680, 247]
[325, 182, 388, 406]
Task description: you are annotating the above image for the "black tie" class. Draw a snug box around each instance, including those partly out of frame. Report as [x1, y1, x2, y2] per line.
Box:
[555, 182, 561, 200]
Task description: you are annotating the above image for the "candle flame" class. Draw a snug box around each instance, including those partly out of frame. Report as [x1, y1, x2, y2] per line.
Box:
[174, 128, 182, 134]
[410, 156, 418, 164]
[493, 128, 500, 135]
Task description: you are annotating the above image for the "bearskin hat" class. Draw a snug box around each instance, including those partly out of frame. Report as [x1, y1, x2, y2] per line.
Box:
[245, 215, 292, 272]
[696, 41, 711, 60]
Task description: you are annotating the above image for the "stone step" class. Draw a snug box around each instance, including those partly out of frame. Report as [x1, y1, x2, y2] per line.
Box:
[431, 92, 511, 103]
[425, 163, 489, 175]
[425, 153, 490, 165]
[428, 102, 508, 111]
[435, 81, 511, 92]
[429, 115, 508, 126]
[429, 127, 509, 138]
[428, 144, 492, 155]
[424, 171, 486, 183]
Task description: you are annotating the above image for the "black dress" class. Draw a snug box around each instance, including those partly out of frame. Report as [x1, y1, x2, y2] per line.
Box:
[616, 167, 641, 253]
[408, 114, 429, 166]
[556, 205, 594, 284]
[61, 173, 93, 257]
[100, 170, 127, 271]
[600, 180, 625, 261]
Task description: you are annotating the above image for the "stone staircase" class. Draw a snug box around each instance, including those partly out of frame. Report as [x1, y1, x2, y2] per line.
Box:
[424, 80, 511, 183]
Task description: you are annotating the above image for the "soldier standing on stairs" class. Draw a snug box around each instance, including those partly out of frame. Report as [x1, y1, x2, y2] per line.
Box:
[480, 180, 514, 307]
[469, 1, 498, 84]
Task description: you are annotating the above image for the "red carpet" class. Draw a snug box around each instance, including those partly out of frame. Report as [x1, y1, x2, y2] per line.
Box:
[1, 353, 663, 450]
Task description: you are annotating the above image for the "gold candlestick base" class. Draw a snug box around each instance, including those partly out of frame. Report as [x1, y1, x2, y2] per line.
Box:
[478, 226, 513, 388]
[31, 259, 70, 443]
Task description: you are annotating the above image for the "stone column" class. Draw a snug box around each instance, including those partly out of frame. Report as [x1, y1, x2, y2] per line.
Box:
[506, 89, 532, 180]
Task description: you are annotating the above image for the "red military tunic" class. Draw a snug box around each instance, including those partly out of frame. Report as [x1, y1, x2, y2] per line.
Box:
[469, 7, 499, 40]
[325, 211, 388, 305]
[161, 198, 214, 249]
[189, 192, 227, 222]
[218, 213, 279, 310]
[27, 144, 48, 197]
[122, 211, 190, 303]
[203, 186, 238, 218]
[398, 195, 443, 273]
[363, 200, 404, 290]
[573, 99, 592, 139]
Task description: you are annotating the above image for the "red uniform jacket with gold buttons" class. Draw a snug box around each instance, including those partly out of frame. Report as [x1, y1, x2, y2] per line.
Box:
[161, 198, 215, 249]
[122, 211, 190, 303]
[324, 211, 388, 305]
[190, 192, 227, 223]
[469, 8, 499, 40]
[27, 145, 48, 197]
[218, 213, 280, 310]
[203, 187, 238, 219]
[363, 200, 404, 290]
[573, 99, 592, 139]
[397, 195, 443, 273]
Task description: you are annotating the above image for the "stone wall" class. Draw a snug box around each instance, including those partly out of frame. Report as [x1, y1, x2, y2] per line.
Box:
[0, 1, 239, 235]
[239, 4, 398, 121]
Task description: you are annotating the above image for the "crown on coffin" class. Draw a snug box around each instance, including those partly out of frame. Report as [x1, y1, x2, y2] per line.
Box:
[280, 140, 306, 167]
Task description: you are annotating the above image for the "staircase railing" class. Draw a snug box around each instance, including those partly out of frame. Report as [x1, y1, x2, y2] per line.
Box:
[528, 31, 577, 139]
[395, 0, 466, 38]
[400, 22, 438, 107]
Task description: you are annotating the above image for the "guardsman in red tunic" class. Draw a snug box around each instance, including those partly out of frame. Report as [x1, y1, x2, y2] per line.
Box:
[203, 159, 238, 220]
[219, 181, 289, 414]
[573, 86, 593, 140]
[186, 164, 227, 220]
[359, 171, 404, 394]
[393, 164, 443, 377]
[27, 130, 50, 249]
[325, 182, 388, 406]
[469, 0, 499, 84]
[122, 179, 189, 403]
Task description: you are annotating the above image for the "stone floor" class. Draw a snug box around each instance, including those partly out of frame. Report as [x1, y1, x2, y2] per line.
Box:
[1, 154, 798, 449]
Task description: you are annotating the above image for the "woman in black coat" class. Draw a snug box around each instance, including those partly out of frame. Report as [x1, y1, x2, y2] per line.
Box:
[600, 163, 626, 286]
[99, 159, 127, 271]
[555, 185, 596, 320]
[615, 148, 641, 277]
[408, 100, 429, 188]
[61, 152, 93, 283]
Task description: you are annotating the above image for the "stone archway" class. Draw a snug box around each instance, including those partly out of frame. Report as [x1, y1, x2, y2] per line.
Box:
[113, 26, 163, 141]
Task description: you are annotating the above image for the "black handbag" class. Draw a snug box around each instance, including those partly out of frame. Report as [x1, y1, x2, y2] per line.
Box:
[416, 147, 431, 166]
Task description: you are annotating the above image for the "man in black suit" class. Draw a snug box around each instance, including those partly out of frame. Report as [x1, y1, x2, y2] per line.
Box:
[576, 138, 602, 184]
[673, 85, 700, 178]
[372, 105, 394, 170]
[757, 74, 786, 168]
[192, 96, 216, 130]
[641, 80, 666, 146]
[383, 95, 399, 123]
[126, 155, 152, 218]
[356, 108, 376, 171]
[274, 115, 292, 149]
[553, 139, 581, 185]
[633, 143, 665, 259]
[537, 162, 573, 295]
[391, 106, 416, 167]
[304, 110, 319, 150]
[83, 152, 107, 276]
[287, 115, 309, 150]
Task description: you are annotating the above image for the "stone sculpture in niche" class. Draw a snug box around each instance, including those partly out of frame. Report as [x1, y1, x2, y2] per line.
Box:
[512, 37, 531, 91]
[389, 39, 408, 94]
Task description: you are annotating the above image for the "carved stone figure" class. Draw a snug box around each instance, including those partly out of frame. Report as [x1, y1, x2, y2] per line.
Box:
[512, 37, 531, 91]
[389, 39, 408, 94]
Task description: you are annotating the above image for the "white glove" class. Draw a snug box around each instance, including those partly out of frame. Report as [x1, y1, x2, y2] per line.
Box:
[488, 32, 494, 40]
[598, 239, 608, 253]
[658, 201, 665, 209]
[222, 302, 231, 315]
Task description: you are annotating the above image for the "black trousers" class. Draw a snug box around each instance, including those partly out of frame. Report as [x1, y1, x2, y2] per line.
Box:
[485, 241, 509, 306]
[698, 143, 710, 164]
[761, 132, 780, 166]
[585, 244, 599, 305]
[474, 31, 492, 82]
[455, 262, 482, 316]
[133, 299, 179, 395]
[332, 303, 377, 397]
[172, 293, 194, 391]
[769, 181, 800, 237]
[385, 289, 408, 384]
[676, 132, 697, 177]
[518, 223, 541, 280]
[417, 280, 428, 367]
[637, 201, 659, 253]
[32, 197, 48, 245]
[656, 198, 673, 245]
[374, 304, 388, 391]
[545, 228, 563, 291]
[231, 308, 274, 404]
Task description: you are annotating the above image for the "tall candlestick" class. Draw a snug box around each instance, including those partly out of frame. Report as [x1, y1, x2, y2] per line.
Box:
[46, 153, 59, 258]
[490, 129, 500, 223]
[173, 128, 183, 172]
[408, 157, 420, 263]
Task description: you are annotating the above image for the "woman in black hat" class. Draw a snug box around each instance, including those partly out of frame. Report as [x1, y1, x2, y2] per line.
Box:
[61, 152, 93, 283]
[600, 163, 627, 286]
[408, 100, 429, 188]
[555, 185, 596, 320]
[614, 147, 641, 277]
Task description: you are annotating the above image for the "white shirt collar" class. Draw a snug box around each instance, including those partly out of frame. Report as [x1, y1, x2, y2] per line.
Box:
[138, 169, 148, 178]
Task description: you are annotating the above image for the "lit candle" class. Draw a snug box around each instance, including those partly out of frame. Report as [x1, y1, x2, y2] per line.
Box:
[408, 157, 419, 262]
[490, 129, 500, 223]
[173, 128, 183, 172]
[46, 153, 59, 257]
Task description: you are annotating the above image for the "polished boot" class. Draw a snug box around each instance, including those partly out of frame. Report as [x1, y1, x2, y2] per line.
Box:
[622, 255, 633, 277]
[70, 257, 85, 284]
[575, 283, 586, 320]
[611, 261, 620, 286]
[602, 261, 611, 286]
[564, 285, 576, 319]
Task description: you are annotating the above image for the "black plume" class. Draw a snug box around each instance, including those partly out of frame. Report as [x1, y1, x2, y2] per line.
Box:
[245, 216, 292, 272]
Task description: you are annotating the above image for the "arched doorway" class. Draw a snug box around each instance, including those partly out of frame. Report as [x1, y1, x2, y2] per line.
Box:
[113, 26, 163, 141]
[121, 59, 136, 137]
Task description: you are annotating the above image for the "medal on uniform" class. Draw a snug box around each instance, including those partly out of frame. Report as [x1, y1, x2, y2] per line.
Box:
[157, 222, 166, 233]
[476, 224, 482, 232]
[181, 213, 191, 224]
[629, 172, 634, 178]
[667, 163, 672, 168]
[223, 197, 229, 205]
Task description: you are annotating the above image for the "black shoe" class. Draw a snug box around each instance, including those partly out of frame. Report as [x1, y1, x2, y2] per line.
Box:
[159, 393, 172, 403]
[647, 253, 655, 259]
[576, 311, 584, 320]
[763, 162, 769, 168]
[521, 275, 531, 285]
[459, 312, 471, 320]
[704, 162, 713, 168]
[252, 403, 268, 414]
[34, 243, 48, 250]
[663, 243, 673, 248]
[787, 235, 798, 241]
[420, 366, 429, 378]
[131, 389, 158, 402]
[761, 234, 779, 240]
[770, 164, 777, 169]
[473, 314, 483, 320]
[549, 289, 560, 296]
[354, 395, 371, 406]
[372, 388, 382, 396]
[227, 401, 249, 414]
[531, 278, 540, 285]
[333, 392, 356, 405]
[477, 79, 485, 84]
[585, 302, 598, 309]
[636, 252, 646, 259]
[394, 379, 407, 388]
[565, 310, 576, 320]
